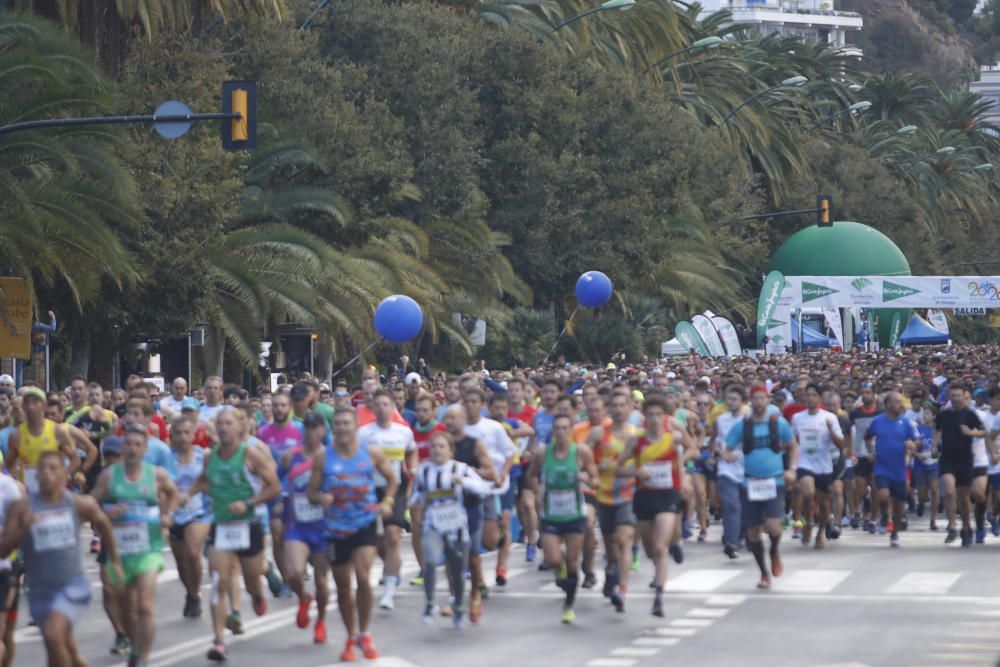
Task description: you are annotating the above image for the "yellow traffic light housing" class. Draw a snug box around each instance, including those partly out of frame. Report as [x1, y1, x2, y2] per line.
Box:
[817, 194, 832, 227]
[221, 80, 256, 151]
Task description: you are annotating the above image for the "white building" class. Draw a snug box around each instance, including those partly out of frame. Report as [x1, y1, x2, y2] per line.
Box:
[700, 0, 863, 53]
[969, 64, 1000, 126]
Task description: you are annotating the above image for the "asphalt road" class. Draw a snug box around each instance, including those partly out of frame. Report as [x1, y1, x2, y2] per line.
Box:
[13, 515, 1000, 667]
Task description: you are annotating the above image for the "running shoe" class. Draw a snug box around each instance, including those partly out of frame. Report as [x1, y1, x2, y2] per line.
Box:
[582, 572, 596, 589]
[252, 593, 268, 616]
[890, 533, 900, 548]
[379, 591, 394, 610]
[111, 633, 131, 655]
[225, 612, 243, 635]
[561, 605, 576, 624]
[841, 515, 850, 528]
[358, 634, 380, 660]
[314, 619, 327, 644]
[602, 572, 614, 598]
[453, 606, 466, 630]
[849, 515, 860, 530]
[992, 515, 1000, 537]
[917, 502, 925, 517]
[277, 583, 293, 599]
[669, 542, 684, 564]
[340, 637, 357, 662]
[961, 527, 973, 548]
[184, 594, 202, 618]
[537, 561, 551, 572]
[866, 520, 877, 535]
[610, 589, 625, 613]
[410, 576, 424, 586]
[976, 526, 987, 544]
[478, 583, 490, 600]
[440, 602, 453, 617]
[207, 639, 227, 663]
[651, 595, 664, 618]
[930, 520, 939, 531]
[296, 593, 313, 629]
[525, 543, 537, 562]
[495, 567, 507, 587]
[945, 527, 958, 543]
[421, 603, 436, 625]
[723, 543, 738, 560]
[697, 528, 707, 543]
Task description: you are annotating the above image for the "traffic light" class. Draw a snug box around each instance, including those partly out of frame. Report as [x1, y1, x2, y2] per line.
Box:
[816, 194, 832, 227]
[221, 80, 257, 151]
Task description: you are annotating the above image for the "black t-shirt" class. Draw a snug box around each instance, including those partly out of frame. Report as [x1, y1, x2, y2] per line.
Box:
[936, 408, 983, 465]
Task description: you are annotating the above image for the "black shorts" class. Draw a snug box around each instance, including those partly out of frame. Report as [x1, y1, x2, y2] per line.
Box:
[854, 457, 873, 479]
[541, 517, 586, 536]
[745, 497, 784, 527]
[796, 469, 833, 494]
[975, 466, 988, 479]
[692, 458, 716, 481]
[0, 569, 15, 612]
[375, 487, 407, 528]
[327, 521, 378, 566]
[875, 475, 907, 501]
[516, 465, 532, 498]
[633, 489, 682, 521]
[832, 457, 849, 482]
[208, 520, 265, 558]
[169, 519, 207, 543]
[940, 460, 974, 487]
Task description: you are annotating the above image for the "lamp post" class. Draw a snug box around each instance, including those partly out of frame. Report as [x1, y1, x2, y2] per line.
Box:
[723, 75, 808, 123]
[905, 145, 956, 169]
[551, 0, 635, 32]
[865, 124, 917, 153]
[648, 36, 723, 71]
[808, 100, 872, 131]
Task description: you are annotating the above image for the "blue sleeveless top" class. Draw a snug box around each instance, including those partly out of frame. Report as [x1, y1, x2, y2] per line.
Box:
[322, 443, 377, 537]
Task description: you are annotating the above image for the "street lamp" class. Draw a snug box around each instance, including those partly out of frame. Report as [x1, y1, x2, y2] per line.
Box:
[905, 145, 956, 169]
[723, 75, 808, 123]
[808, 100, 872, 131]
[974, 163, 994, 172]
[551, 0, 635, 32]
[866, 124, 918, 153]
[648, 36, 723, 71]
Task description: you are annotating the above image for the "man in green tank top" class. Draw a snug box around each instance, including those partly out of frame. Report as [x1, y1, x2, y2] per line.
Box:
[526, 414, 597, 624]
[91, 423, 178, 667]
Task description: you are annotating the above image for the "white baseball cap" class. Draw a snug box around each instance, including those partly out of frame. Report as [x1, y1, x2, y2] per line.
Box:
[405, 372, 422, 386]
[0, 374, 13, 385]
[666, 372, 677, 379]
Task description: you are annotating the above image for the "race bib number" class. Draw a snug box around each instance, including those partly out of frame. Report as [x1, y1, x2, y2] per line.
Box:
[31, 508, 75, 552]
[799, 429, 820, 455]
[23, 468, 38, 494]
[546, 489, 578, 517]
[428, 501, 465, 533]
[643, 461, 674, 489]
[215, 521, 250, 551]
[114, 522, 149, 556]
[293, 494, 323, 523]
[747, 476, 778, 502]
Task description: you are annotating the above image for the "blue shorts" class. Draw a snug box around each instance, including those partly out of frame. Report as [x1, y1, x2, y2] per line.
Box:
[499, 485, 516, 513]
[875, 475, 907, 501]
[28, 575, 91, 626]
[285, 523, 326, 554]
[914, 467, 940, 487]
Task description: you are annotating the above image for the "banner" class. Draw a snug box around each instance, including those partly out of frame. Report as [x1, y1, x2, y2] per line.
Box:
[675, 321, 710, 356]
[711, 316, 742, 356]
[764, 305, 792, 354]
[756, 271, 786, 346]
[0, 278, 32, 359]
[822, 308, 845, 349]
[888, 311, 903, 348]
[927, 309, 949, 334]
[782, 275, 1000, 309]
[692, 314, 725, 357]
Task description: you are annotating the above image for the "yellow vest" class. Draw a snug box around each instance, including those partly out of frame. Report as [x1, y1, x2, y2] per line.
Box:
[18, 419, 58, 467]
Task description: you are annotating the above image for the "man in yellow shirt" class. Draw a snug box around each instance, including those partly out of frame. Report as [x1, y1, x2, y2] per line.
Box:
[6, 387, 78, 493]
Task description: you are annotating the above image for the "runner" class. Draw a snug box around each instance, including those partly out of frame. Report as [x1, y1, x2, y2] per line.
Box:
[167, 414, 211, 618]
[6, 387, 79, 494]
[863, 391, 918, 548]
[790, 384, 844, 549]
[914, 403, 941, 531]
[408, 393, 445, 587]
[587, 389, 639, 612]
[90, 423, 179, 667]
[182, 408, 281, 662]
[724, 385, 797, 590]
[821, 387, 853, 537]
[971, 387, 994, 543]
[623, 396, 687, 617]
[280, 414, 330, 644]
[356, 388, 415, 610]
[0, 450, 122, 667]
[483, 392, 525, 588]
[410, 431, 492, 629]
[308, 407, 397, 661]
[713, 384, 748, 559]
[849, 383, 882, 532]
[935, 382, 986, 546]
[527, 413, 596, 623]
[572, 395, 609, 588]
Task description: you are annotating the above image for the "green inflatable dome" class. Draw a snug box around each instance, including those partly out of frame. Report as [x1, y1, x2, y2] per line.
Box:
[767, 221, 910, 348]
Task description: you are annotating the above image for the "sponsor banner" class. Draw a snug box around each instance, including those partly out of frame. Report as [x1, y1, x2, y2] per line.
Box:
[782, 276, 1000, 309]
[755, 271, 786, 346]
[711, 316, 742, 357]
[822, 308, 845, 349]
[675, 321, 710, 356]
[927, 309, 949, 334]
[692, 314, 726, 357]
[888, 311, 903, 348]
[764, 305, 792, 355]
[0, 278, 32, 359]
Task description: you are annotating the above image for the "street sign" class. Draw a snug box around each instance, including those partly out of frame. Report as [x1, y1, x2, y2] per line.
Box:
[153, 100, 193, 138]
[0, 278, 32, 359]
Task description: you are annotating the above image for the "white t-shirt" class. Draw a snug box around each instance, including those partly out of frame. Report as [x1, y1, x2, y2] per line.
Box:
[714, 410, 746, 484]
[974, 408, 991, 469]
[904, 408, 924, 426]
[979, 409, 1000, 474]
[357, 422, 416, 488]
[199, 403, 224, 423]
[792, 409, 843, 475]
[464, 418, 516, 495]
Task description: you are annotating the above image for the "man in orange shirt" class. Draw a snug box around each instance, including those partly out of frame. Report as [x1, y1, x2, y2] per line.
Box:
[355, 380, 409, 427]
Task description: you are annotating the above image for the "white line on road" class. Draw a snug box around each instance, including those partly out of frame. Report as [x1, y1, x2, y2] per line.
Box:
[668, 618, 714, 628]
[651, 628, 698, 637]
[664, 569, 741, 592]
[887, 572, 961, 595]
[610, 647, 660, 657]
[686, 607, 730, 619]
[632, 637, 680, 647]
[774, 569, 852, 593]
[704, 594, 746, 606]
[147, 608, 296, 667]
[585, 659, 637, 667]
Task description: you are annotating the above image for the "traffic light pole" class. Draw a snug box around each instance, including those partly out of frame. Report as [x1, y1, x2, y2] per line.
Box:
[736, 194, 832, 226]
[0, 112, 239, 138]
[735, 207, 821, 222]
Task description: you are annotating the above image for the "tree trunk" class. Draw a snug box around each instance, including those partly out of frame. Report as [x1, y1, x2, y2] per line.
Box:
[317, 338, 334, 385]
[69, 329, 91, 380]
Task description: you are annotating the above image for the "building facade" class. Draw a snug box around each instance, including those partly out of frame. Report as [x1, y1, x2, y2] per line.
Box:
[700, 0, 863, 53]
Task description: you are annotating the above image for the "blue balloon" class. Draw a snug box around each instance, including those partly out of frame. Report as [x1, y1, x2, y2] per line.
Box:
[575, 271, 613, 308]
[374, 295, 424, 344]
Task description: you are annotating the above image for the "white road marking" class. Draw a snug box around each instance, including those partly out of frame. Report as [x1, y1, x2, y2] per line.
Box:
[705, 594, 746, 606]
[632, 637, 680, 647]
[665, 569, 741, 592]
[651, 628, 698, 637]
[147, 608, 296, 667]
[686, 607, 730, 618]
[585, 660, 637, 667]
[775, 569, 851, 593]
[610, 647, 660, 657]
[887, 572, 961, 595]
[669, 618, 714, 628]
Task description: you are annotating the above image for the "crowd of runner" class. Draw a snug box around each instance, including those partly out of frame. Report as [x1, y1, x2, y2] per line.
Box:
[0, 344, 998, 665]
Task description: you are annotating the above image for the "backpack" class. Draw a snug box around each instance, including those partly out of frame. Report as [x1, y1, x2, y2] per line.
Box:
[742, 415, 782, 455]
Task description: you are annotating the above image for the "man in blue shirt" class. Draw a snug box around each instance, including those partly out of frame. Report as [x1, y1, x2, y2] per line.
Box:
[865, 391, 919, 548]
[724, 385, 797, 590]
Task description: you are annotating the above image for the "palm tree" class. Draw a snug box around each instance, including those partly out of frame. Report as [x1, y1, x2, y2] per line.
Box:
[0, 11, 138, 309]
